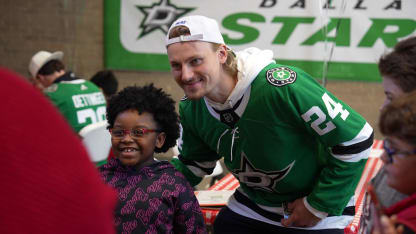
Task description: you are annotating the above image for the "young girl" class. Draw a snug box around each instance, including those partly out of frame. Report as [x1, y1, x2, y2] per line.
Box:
[99, 84, 206, 234]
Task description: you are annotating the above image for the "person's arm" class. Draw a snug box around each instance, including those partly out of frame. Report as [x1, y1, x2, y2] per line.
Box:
[170, 100, 221, 187]
[172, 171, 207, 234]
[170, 153, 219, 187]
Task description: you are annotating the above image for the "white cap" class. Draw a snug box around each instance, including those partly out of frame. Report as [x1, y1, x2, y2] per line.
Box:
[166, 15, 225, 46]
[28, 51, 64, 78]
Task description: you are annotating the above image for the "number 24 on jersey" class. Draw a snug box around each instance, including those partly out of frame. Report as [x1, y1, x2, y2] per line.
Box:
[301, 93, 350, 135]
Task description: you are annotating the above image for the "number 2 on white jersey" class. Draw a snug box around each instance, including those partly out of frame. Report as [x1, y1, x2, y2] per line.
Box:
[301, 93, 349, 135]
[77, 106, 106, 124]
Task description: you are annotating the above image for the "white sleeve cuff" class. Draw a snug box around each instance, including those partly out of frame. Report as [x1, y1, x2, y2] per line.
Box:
[303, 197, 328, 219]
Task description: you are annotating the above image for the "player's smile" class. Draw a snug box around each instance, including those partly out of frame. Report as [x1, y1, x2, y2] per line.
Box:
[183, 76, 204, 93]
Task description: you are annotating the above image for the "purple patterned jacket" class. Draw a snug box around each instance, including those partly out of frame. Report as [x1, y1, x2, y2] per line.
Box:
[100, 159, 206, 234]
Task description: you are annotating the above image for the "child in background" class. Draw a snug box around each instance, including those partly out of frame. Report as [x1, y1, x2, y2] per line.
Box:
[359, 36, 416, 233]
[372, 91, 416, 233]
[99, 84, 206, 234]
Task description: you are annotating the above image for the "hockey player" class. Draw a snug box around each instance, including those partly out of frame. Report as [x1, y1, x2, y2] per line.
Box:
[166, 15, 374, 233]
[28, 51, 107, 133]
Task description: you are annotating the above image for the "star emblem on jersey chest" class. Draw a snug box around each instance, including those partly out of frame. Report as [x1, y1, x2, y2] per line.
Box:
[266, 67, 297, 87]
[233, 152, 295, 193]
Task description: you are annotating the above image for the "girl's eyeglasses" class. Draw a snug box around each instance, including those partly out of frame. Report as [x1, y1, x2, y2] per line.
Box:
[109, 128, 160, 139]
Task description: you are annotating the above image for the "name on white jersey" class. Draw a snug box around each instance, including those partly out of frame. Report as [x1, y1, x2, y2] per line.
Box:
[72, 92, 106, 108]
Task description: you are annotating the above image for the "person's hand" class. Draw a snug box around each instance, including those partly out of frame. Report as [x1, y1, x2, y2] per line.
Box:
[372, 215, 404, 234]
[280, 198, 321, 227]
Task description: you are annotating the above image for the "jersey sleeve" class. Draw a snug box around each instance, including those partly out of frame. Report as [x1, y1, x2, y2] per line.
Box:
[278, 66, 373, 215]
[170, 99, 222, 187]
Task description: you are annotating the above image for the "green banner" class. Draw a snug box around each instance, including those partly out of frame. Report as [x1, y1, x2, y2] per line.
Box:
[105, 0, 416, 81]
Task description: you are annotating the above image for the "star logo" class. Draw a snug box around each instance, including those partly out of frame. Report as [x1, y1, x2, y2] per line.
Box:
[266, 67, 297, 87]
[80, 84, 88, 90]
[233, 152, 295, 193]
[276, 70, 289, 79]
[136, 0, 194, 39]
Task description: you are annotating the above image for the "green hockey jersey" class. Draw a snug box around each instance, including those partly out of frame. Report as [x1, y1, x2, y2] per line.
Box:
[44, 76, 106, 133]
[172, 61, 373, 218]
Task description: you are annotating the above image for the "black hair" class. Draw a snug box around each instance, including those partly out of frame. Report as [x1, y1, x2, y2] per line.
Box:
[106, 84, 180, 153]
[90, 70, 119, 98]
[38, 60, 65, 75]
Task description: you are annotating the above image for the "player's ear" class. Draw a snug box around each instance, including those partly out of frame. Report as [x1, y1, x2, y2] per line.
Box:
[217, 44, 228, 64]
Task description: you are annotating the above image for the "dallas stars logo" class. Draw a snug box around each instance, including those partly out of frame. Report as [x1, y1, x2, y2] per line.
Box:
[266, 67, 297, 87]
[233, 152, 295, 193]
[136, 0, 194, 39]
